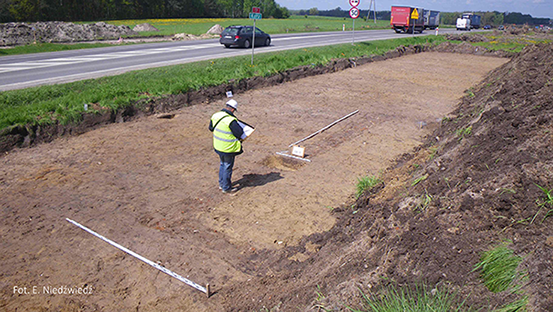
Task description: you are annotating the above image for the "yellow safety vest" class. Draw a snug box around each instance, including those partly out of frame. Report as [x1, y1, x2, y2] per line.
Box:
[211, 111, 241, 153]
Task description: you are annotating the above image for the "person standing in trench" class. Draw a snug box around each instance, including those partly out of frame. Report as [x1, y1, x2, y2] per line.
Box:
[209, 99, 244, 194]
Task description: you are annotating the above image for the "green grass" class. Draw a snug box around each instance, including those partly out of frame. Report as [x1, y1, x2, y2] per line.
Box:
[411, 174, 428, 186]
[0, 36, 445, 131]
[102, 15, 392, 37]
[535, 184, 553, 222]
[348, 285, 474, 312]
[356, 175, 382, 198]
[473, 241, 525, 294]
[415, 189, 433, 212]
[494, 297, 528, 312]
[456, 126, 472, 141]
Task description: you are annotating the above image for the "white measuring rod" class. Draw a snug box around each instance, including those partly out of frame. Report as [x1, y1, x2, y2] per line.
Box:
[66, 218, 209, 296]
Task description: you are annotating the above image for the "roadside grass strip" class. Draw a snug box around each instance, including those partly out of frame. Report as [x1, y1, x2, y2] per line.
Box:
[0, 36, 445, 131]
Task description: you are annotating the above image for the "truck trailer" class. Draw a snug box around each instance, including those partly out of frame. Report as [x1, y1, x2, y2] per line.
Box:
[423, 10, 440, 30]
[464, 13, 482, 29]
[390, 6, 425, 33]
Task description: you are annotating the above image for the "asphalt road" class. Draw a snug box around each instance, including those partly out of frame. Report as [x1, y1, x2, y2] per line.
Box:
[0, 28, 459, 91]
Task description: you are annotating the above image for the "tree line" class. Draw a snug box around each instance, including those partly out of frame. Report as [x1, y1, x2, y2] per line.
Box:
[0, 0, 289, 23]
[292, 7, 550, 26]
[441, 11, 550, 26]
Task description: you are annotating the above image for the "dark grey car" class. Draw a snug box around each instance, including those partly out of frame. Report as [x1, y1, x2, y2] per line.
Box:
[219, 26, 271, 48]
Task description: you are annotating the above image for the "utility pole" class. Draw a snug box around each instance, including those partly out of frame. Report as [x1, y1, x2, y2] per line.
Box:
[366, 0, 377, 23]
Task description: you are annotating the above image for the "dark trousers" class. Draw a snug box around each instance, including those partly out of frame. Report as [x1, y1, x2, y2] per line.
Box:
[217, 152, 236, 191]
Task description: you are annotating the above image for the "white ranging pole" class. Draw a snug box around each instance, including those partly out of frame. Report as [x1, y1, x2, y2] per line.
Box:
[66, 218, 210, 297]
[276, 151, 312, 162]
[288, 110, 359, 147]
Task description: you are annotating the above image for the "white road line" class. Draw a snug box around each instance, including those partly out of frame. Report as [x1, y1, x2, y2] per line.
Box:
[0, 42, 219, 74]
[273, 34, 340, 41]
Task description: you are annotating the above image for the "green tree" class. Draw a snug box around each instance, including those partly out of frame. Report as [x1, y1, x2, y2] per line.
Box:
[492, 12, 504, 25]
[308, 7, 318, 15]
[9, 0, 43, 21]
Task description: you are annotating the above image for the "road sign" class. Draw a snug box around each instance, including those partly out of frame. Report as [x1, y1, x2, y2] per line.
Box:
[349, 7, 360, 19]
[411, 8, 419, 20]
[349, 0, 360, 7]
[249, 12, 262, 20]
[252, 7, 260, 13]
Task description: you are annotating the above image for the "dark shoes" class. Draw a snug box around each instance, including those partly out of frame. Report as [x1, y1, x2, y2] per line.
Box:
[222, 187, 239, 194]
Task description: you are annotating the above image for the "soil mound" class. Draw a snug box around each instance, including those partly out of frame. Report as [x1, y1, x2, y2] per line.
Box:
[432, 41, 510, 57]
[445, 33, 489, 42]
[223, 43, 553, 311]
[207, 24, 224, 35]
[0, 21, 137, 46]
[171, 33, 219, 40]
[132, 23, 159, 32]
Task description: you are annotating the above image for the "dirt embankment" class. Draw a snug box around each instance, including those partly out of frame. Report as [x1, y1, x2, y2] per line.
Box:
[223, 43, 553, 311]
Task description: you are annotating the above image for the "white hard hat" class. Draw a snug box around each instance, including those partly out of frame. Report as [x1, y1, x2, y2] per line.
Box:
[226, 99, 238, 110]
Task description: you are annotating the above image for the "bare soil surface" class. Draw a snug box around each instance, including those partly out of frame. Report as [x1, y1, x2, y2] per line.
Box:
[1, 52, 510, 311]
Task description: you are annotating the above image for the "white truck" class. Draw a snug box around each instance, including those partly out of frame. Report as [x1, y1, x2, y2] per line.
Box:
[457, 13, 481, 31]
[456, 17, 471, 31]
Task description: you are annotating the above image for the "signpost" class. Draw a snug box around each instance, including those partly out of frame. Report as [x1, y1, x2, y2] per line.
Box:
[410, 8, 419, 35]
[249, 7, 262, 65]
[349, 0, 360, 45]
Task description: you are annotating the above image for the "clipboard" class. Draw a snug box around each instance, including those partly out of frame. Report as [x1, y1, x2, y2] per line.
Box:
[237, 120, 255, 140]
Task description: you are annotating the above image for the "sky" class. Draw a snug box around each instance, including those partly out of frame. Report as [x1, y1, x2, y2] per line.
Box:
[275, 0, 553, 19]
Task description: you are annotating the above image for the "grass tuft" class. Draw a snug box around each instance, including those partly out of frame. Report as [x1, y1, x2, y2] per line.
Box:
[535, 184, 553, 222]
[348, 284, 474, 312]
[456, 126, 472, 141]
[473, 241, 525, 293]
[493, 297, 528, 312]
[356, 175, 382, 198]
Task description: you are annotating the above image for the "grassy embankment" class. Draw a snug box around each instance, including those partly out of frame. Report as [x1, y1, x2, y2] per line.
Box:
[0, 16, 391, 56]
[453, 32, 553, 53]
[0, 36, 444, 132]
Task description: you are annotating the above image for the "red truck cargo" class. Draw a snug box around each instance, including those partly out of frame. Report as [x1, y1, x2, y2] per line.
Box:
[391, 6, 425, 33]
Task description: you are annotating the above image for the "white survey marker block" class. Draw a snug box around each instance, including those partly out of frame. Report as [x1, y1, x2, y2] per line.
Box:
[292, 145, 305, 158]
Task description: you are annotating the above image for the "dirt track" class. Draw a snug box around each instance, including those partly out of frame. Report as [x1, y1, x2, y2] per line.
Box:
[0, 52, 508, 311]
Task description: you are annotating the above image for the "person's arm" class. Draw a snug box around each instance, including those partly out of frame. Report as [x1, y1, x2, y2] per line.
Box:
[208, 119, 215, 132]
[229, 120, 244, 140]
